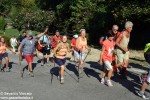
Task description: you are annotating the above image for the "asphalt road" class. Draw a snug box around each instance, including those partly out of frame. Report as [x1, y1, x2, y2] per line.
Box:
[0, 52, 149, 100]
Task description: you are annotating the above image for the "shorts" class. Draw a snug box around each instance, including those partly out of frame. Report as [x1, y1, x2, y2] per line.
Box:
[104, 61, 113, 70]
[41, 49, 50, 55]
[74, 50, 87, 61]
[0, 53, 8, 60]
[144, 53, 150, 64]
[116, 49, 129, 63]
[24, 54, 33, 64]
[55, 57, 66, 66]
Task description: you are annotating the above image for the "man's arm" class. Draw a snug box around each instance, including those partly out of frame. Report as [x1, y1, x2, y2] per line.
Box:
[37, 27, 48, 38]
[100, 45, 105, 65]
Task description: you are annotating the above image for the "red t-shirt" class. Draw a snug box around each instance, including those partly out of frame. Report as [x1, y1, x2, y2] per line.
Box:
[51, 35, 62, 48]
[114, 32, 121, 41]
[71, 38, 76, 47]
[102, 39, 115, 62]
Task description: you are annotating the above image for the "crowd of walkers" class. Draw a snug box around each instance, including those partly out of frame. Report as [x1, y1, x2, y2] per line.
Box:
[0, 21, 150, 99]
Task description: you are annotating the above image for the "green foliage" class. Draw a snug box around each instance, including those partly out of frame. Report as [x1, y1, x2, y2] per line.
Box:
[106, 0, 150, 24]
[5, 29, 19, 38]
[0, 0, 150, 48]
[11, 9, 55, 32]
[56, 0, 106, 34]
[0, 16, 6, 30]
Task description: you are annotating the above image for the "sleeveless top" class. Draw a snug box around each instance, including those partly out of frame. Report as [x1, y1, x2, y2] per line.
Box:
[10, 38, 17, 46]
[56, 42, 68, 59]
[78, 37, 87, 52]
[117, 32, 129, 53]
[0, 42, 7, 54]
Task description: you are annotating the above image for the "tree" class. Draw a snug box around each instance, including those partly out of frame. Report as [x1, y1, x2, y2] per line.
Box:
[11, 9, 55, 32]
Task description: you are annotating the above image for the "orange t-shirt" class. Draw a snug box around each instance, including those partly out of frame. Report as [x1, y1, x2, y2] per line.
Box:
[77, 37, 87, 52]
[102, 39, 115, 62]
[0, 42, 7, 54]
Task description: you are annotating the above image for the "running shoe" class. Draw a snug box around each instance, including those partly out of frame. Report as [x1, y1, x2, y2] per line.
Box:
[60, 78, 64, 84]
[106, 80, 113, 87]
[101, 78, 105, 84]
[30, 72, 34, 77]
[136, 91, 149, 99]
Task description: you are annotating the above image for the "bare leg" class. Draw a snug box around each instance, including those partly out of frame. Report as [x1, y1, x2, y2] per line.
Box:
[28, 62, 32, 72]
[140, 81, 149, 92]
[102, 68, 107, 78]
[47, 55, 50, 63]
[5, 57, 9, 72]
[108, 69, 113, 80]
[60, 65, 65, 84]
[60, 65, 65, 78]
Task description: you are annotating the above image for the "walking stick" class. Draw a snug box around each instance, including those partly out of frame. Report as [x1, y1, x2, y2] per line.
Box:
[51, 56, 55, 84]
[19, 54, 23, 78]
[77, 49, 91, 82]
[83, 49, 91, 62]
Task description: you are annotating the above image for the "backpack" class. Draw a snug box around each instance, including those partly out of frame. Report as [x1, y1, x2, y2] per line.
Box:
[99, 36, 107, 45]
[144, 43, 150, 53]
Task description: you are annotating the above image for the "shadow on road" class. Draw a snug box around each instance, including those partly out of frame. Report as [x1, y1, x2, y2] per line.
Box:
[84, 67, 101, 82]
[86, 61, 103, 71]
[130, 58, 145, 62]
[112, 70, 150, 96]
[66, 63, 78, 77]
[129, 63, 149, 72]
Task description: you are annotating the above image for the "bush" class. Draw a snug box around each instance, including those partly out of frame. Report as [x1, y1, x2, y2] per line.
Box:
[0, 16, 6, 30]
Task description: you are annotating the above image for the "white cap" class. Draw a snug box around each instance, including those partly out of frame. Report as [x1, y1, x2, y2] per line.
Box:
[73, 34, 78, 38]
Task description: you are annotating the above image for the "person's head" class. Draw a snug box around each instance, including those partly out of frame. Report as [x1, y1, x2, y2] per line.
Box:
[73, 34, 78, 39]
[22, 31, 26, 37]
[106, 33, 114, 41]
[12, 35, 15, 38]
[55, 30, 60, 36]
[79, 29, 86, 38]
[27, 30, 33, 40]
[62, 35, 67, 43]
[112, 25, 119, 34]
[1, 37, 5, 42]
[125, 21, 133, 33]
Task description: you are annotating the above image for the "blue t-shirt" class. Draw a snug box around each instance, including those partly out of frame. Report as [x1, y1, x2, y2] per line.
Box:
[40, 35, 51, 50]
[21, 36, 38, 55]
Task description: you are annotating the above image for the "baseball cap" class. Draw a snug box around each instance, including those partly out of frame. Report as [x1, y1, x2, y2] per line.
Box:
[73, 34, 78, 38]
[27, 30, 33, 37]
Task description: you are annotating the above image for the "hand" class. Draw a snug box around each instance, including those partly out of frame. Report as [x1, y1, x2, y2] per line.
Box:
[99, 60, 103, 66]
[79, 48, 83, 52]
[16, 52, 21, 55]
[12, 51, 16, 54]
[124, 48, 128, 52]
[112, 50, 117, 55]
[88, 48, 91, 52]
[68, 49, 72, 52]
[44, 27, 49, 33]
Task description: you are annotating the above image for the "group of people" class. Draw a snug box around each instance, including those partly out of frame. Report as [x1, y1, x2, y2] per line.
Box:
[0, 21, 150, 99]
[99, 22, 132, 87]
[99, 21, 150, 99]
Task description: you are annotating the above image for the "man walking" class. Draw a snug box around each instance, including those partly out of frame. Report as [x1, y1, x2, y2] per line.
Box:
[18, 28, 48, 77]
